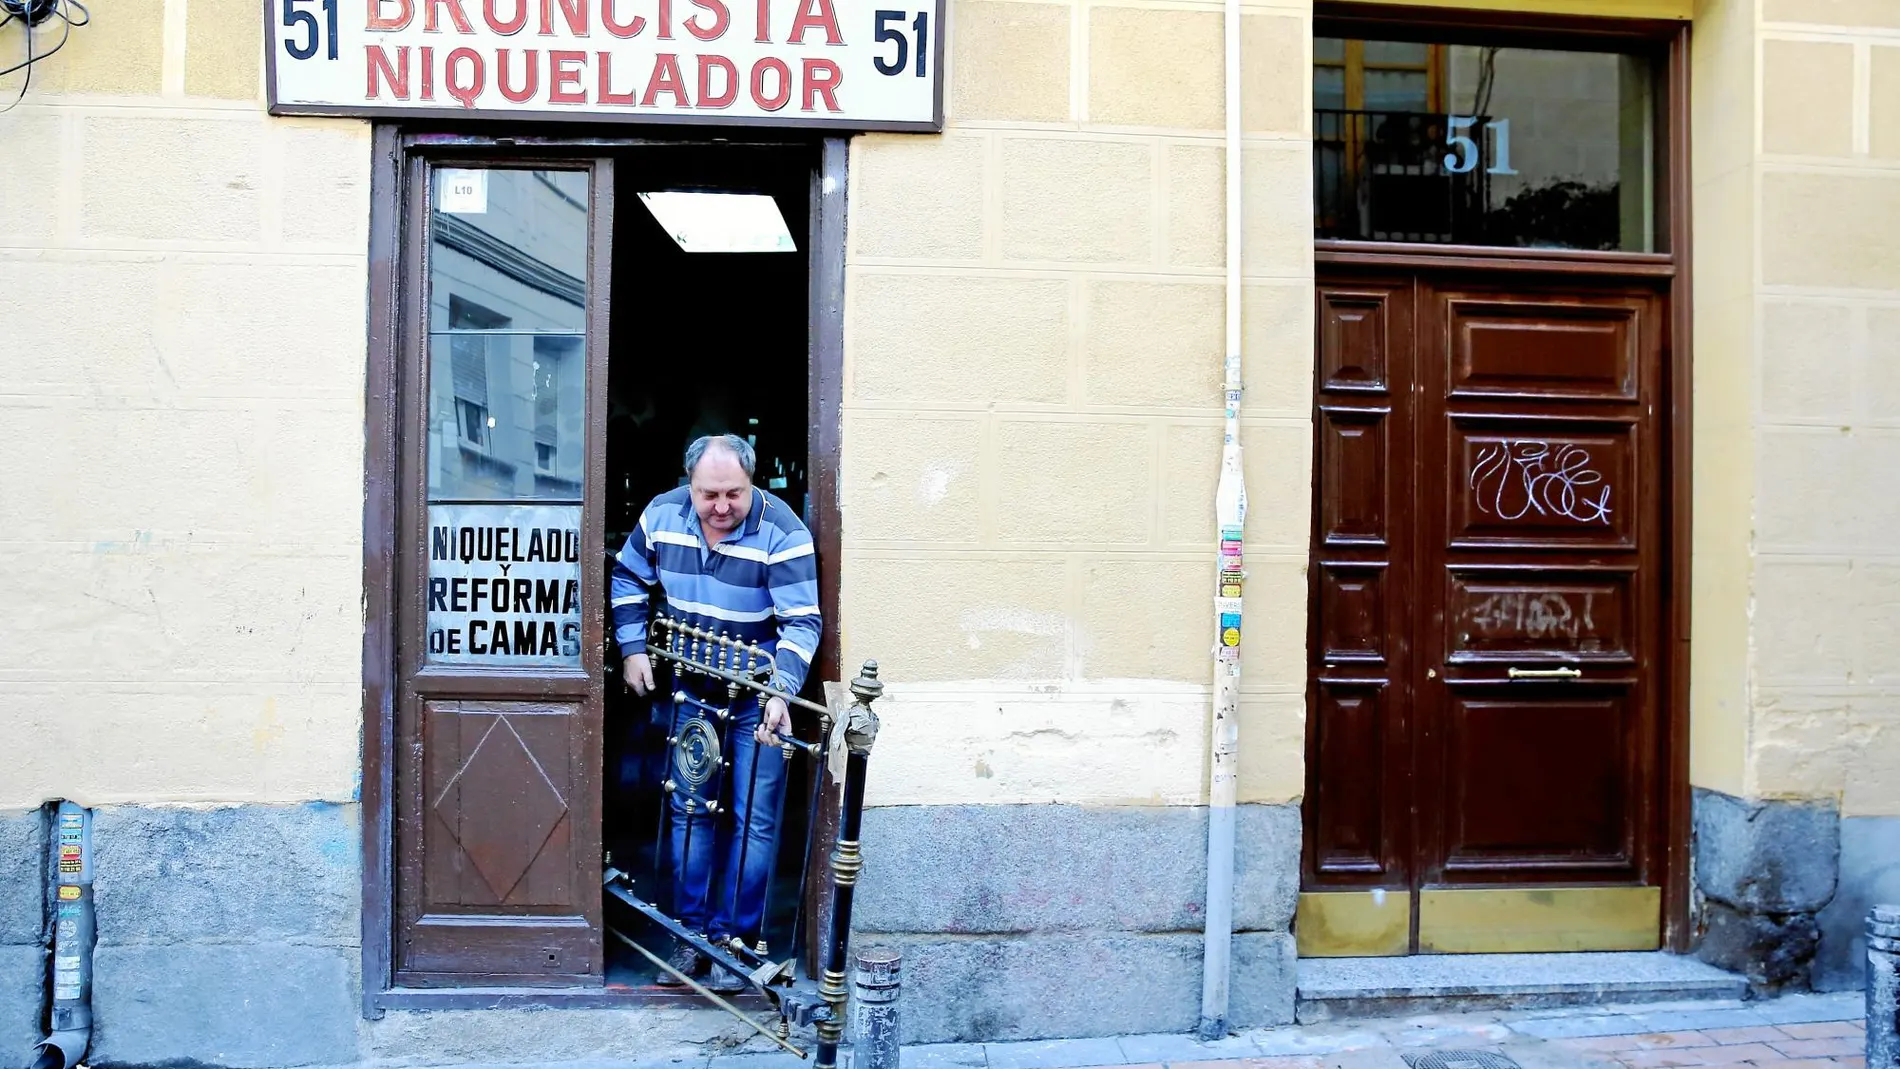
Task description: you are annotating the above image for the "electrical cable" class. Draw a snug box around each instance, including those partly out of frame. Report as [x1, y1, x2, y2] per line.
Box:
[0, 0, 90, 114]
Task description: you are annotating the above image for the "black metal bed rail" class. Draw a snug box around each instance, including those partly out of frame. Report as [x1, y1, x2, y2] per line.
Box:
[604, 612, 882, 1069]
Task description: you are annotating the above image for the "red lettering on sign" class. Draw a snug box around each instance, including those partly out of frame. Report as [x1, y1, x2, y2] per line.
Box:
[497, 47, 539, 100]
[802, 57, 839, 111]
[752, 0, 770, 41]
[366, 44, 411, 97]
[656, 0, 673, 39]
[445, 46, 484, 107]
[549, 49, 588, 102]
[787, 0, 839, 44]
[483, 0, 528, 33]
[540, 0, 588, 35]
[750, 55, 789, 109]
[602, 0, 645, 36]
[368, 0, 415, 31]
[420, 45, 436, 98]
[643, 52, 690, 105]
[698, 53, 737, 107]
[425, 0, 475, 32]
[685, 0, 728, 40]
[599, 51, 639, 103]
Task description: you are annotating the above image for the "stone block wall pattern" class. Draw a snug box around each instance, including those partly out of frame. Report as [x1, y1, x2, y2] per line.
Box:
[855, 804, 1301, 1041]
[1685, 0, 1900, 994]
[1814, 816, 1900, 991]
[0, 811, 47, 1063]
[0, 33, 371, 810]
[1689, 0, 1900, 810]
[841, 0, 1318, 813]
[87, 804, 361, 1068]
[1692, 789, 1841, 991]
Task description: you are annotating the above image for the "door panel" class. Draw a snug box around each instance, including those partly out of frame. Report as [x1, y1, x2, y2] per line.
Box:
[1451, 420, 1637, 548]
[1440, 690, 1637, 871]
[394, 159, 613, 986]
[405, 700, 596, 977]
[1305, 281, 1415, 897]
[1319, 409, 1395, 546]
[1418, 280, 1661, 903]
[1446, 567, 1635, 663]
[1310, 685, 1395, 876]
[1303, 271, 1666, 956]
[1446, 297, 1641, 401]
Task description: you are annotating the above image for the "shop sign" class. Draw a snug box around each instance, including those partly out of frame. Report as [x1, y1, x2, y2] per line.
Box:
[265, 0, 944, 131]
[426, 503, 583, 668]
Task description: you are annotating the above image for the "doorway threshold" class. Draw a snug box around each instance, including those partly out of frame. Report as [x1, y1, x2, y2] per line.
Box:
[1295, 952, 1748, 1023]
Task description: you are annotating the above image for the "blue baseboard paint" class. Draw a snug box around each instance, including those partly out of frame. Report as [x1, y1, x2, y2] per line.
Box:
[1815, 814, 1900, 992]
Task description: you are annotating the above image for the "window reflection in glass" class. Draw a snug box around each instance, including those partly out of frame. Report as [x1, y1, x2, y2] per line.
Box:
[1312, 37, 1656, 251]
[427, 169, 589, 501]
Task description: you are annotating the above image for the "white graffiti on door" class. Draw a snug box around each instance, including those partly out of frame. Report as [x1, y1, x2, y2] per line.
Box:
[1464, 589, 1598, 641]
[1470, 440, 1613, 524]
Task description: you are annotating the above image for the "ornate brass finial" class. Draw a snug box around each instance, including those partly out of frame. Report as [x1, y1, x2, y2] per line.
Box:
[845, 661, 883, 755]
[850, 660, 883, 705]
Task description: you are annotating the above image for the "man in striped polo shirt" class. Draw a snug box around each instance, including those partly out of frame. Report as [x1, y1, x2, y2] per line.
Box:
[611, 433, 822, 990]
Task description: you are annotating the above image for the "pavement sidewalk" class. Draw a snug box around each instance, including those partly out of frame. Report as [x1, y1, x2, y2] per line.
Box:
[407, 990, 1869, 1069]
[742, 991, 1866, 1069]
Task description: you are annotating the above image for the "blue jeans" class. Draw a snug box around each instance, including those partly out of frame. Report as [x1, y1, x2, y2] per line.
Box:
[663, 688, 789, 942]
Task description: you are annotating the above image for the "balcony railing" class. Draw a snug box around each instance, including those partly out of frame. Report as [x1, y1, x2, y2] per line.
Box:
[1314, 109, 1494, 245]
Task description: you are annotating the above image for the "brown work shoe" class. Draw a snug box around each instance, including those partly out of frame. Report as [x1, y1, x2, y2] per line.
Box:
[654, 935, 706, 986]
[704, 960, 748, 993]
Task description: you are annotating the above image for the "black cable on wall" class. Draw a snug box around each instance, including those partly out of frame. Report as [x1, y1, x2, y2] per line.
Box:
[0, 0, 91, 113]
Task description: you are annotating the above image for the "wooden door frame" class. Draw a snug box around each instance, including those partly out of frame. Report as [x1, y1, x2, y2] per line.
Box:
[1307, 3, 1694, 954]
[360, 127, 851, 1015]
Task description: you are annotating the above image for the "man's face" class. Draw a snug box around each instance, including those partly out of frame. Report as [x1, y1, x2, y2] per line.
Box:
[691, 447, 753, 538]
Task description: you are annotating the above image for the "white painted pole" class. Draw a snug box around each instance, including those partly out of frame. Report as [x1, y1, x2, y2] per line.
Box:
[1198, 0, 1245, 1038]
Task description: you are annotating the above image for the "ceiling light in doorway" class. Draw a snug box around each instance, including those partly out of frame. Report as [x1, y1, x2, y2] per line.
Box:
[636, 192, 797, 253]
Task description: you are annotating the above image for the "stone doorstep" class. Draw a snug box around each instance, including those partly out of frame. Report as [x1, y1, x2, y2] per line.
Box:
[1295, 953, 1751, 1023]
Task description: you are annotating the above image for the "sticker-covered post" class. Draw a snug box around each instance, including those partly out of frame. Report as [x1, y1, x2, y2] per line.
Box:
[1201, 3, 1246, 1023]
[33, 801, 95, 1069]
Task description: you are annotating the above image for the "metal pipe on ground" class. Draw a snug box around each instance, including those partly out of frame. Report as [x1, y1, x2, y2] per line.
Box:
[30, 801, 94, 1069]
[1870, 905, 1899, 1069]
[851, 947, 901, 1069]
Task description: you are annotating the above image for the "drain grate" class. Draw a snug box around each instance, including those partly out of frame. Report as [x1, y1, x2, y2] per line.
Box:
[1402, 1051, 1523, 1069]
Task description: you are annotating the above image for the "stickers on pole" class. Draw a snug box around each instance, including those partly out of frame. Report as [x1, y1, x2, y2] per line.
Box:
[427, 504, 583, 667]
[1218, 524, 1243, 646]
[56, 811, 84, 877]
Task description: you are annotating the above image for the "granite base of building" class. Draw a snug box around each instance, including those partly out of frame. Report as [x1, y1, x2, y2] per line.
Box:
[0, 799, 1300, 1065]
[1691, 788, 1840, 992]
[0, 809, 47, 1062]
[1814, 815, 1900, 992]
[855, 803, 1302, 1043]
[75, 802, 749, 1068]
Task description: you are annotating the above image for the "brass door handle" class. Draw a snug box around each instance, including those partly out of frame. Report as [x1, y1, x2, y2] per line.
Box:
[1507, 666, 1582, 680]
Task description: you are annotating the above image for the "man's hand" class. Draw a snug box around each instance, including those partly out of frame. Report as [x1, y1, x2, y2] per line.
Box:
[756, 696, 792, 745]
[624, 653, 654, 696]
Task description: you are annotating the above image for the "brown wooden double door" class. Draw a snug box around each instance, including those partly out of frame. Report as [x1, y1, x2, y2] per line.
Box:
[1299, 267, 1669, 956]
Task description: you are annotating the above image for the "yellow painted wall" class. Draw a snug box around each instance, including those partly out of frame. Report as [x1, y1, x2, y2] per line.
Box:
[1690, 0, 1900, 817]
[0, 0, 369, 809]
[840, 0, 1316, 808]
